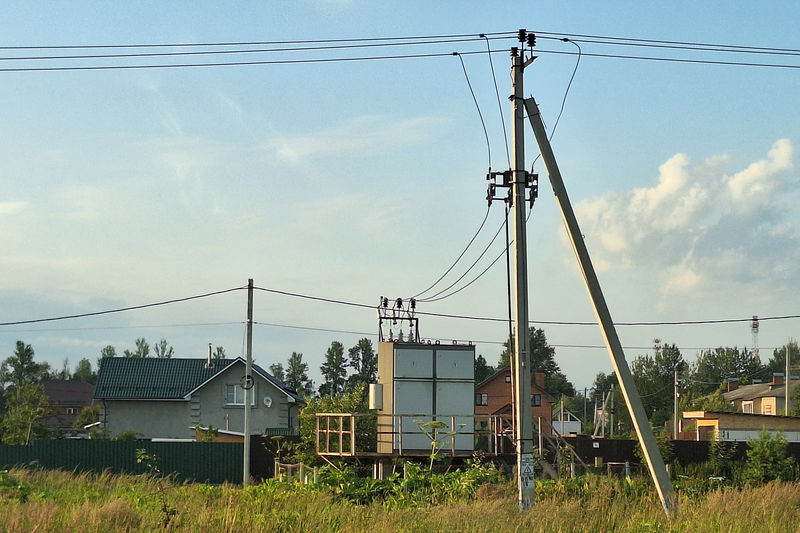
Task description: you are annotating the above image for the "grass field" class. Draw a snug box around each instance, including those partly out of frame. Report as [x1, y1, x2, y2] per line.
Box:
[2, 466, 800, 532]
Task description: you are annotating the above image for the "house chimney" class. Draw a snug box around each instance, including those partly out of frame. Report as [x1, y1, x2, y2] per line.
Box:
[533, 369, 546, 388]
[727, 378, 739, 392]
[207, 343, 212, 367]
[773, 372, 785, 385]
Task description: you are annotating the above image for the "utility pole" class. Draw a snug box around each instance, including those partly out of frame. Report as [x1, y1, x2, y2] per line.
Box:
[674, 366, 679, 438]
[786, 345, 790, 415]
[510, 37, 535, 511]
[609, 384, 615, 438]
[524, 96, 677, 518]
[243, 278, 254, 486]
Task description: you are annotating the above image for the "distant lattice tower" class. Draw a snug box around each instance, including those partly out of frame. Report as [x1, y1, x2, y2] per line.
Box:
[750, 315, 760, 359]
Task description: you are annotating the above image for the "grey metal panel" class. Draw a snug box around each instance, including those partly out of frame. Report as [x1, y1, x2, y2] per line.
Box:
[394, 380, 433, 450]
[393, 347, 433, 379]
[435, 347, 475, 379]
[435, 381, 475, 451]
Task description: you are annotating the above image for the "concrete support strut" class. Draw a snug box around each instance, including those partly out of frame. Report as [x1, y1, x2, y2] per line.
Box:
[523, 97, 678, 519]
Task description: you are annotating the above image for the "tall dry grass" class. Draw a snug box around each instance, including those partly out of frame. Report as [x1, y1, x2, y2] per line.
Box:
[2, 467, 800, 532]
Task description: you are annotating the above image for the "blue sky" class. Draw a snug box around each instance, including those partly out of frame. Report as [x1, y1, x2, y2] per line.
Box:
[1, 1, 799, 393]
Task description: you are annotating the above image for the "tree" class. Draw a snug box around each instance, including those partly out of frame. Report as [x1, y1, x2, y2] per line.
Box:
[124, 338, 150, 358]
[73, 358, 97, 385]
[765, 340, 800, 375]
[690, 386, 735, 413]
[269, 363, 286, 382]
[346, 338, 377, 392]
[1, 383, 54, 444]
[1, 341, 50, 401]
[153, 339, 174, 359]
[55, 358, 72, 380]
[689, 346, 765, 396]
[319, 341, 348, 397]
[100, 345, 116, 359]
[630, 343, 685, 428]
[295, 383, 373, 464]
[285, 352, 313, 397]
[474, 354, 494, 384]
[212, 346, 226, 360]
[73, 405, 100, 429]
[498, 328, 574, 397]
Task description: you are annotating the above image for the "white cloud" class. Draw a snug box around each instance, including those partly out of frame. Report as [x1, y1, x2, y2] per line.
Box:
[0, 201, 27, 215]
[572, 139, 799, 305]
[727, 138, 792, 205]
[267, 115, 446, 162]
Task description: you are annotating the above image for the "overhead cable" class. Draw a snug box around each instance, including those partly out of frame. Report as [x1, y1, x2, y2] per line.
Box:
[0, 286, 246, 326]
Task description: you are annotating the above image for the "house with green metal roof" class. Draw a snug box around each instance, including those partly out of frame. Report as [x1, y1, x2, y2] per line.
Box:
[94, 356, 304, 440]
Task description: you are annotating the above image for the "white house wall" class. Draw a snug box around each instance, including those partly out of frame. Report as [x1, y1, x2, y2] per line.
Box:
[718, 429, 800, 442]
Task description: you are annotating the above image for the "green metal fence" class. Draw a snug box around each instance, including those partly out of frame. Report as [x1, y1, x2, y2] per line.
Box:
[0, 440, 242, 484]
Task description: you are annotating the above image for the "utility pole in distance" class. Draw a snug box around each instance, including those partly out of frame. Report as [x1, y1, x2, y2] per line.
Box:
[510, 34, 535, 511]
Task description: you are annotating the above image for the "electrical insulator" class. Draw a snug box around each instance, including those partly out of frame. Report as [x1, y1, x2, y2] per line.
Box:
[527, 33, 536, 48]
[518, 29, 527, 43]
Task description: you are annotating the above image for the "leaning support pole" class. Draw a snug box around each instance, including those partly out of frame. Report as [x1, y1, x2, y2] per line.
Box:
[523, 97, 678, 518]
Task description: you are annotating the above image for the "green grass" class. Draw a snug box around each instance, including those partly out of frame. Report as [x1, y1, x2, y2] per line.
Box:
[1, 467, 800, 532]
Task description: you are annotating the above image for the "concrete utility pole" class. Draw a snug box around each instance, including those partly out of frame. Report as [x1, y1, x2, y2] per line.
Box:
[243, 278, 254, 486]
[510, 44, 535, 510]
[523, 97, 678, 518]
[786, 345, 790, 415]
[674, 366, 680, 438]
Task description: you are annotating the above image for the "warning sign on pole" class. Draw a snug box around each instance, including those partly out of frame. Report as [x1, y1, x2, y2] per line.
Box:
[520, 453, 535, 489]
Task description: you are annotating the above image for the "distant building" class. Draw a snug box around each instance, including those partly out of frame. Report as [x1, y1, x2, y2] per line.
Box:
[94, 357, 303, 440]
[722, 373, 799, 415]
[683, 410, 800, 442]
[474, 368, 556, 434]
[40, 380, 95, 438]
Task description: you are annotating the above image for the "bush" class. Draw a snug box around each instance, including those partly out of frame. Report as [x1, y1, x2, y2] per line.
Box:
[743, 430, 795, 485]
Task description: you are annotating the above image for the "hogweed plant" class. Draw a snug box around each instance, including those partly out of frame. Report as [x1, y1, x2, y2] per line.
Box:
[413, 419, 466, 470]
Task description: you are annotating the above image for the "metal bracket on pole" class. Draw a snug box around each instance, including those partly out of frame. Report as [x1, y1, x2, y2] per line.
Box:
[522, 97, 678, 519]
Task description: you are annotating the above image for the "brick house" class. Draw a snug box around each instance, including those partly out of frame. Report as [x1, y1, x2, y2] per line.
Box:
[474, 368, 556, 434]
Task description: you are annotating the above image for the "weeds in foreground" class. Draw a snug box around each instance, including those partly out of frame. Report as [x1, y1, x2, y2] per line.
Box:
[2, 466, 800, 532]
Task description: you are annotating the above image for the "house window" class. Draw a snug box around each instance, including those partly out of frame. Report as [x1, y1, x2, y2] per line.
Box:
[742, 401, 753, 414]
[475, 393, 488, 406]
[505, 375, 512, 383]
[763, 404, 773, 415]
[66, 407, 78, 415]
[225, 384, 256, 406]
[531, 394, 541, 407]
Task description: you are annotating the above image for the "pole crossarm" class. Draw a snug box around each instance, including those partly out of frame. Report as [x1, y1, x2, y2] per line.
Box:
[522, 96, 678, 519]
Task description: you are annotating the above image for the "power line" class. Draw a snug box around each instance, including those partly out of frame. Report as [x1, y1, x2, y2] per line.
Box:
[531, 30, 800, 55]
[0, 321, 242, 334]
[2, 283, 800, 329]
[0, 49, 504, 73]
[532, 47, 800, 70]
[0, 286, 246, 326]
[0, 31, 519, 50]
[411, 206, 491, 300]
[483, 35, 511, 169]
[416, 212, 508, 302]
[0, 35, 515, 63]
[454, 53, 492, 170]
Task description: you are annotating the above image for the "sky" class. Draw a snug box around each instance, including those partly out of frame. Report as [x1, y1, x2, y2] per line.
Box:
[1, 1, 799, 394]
